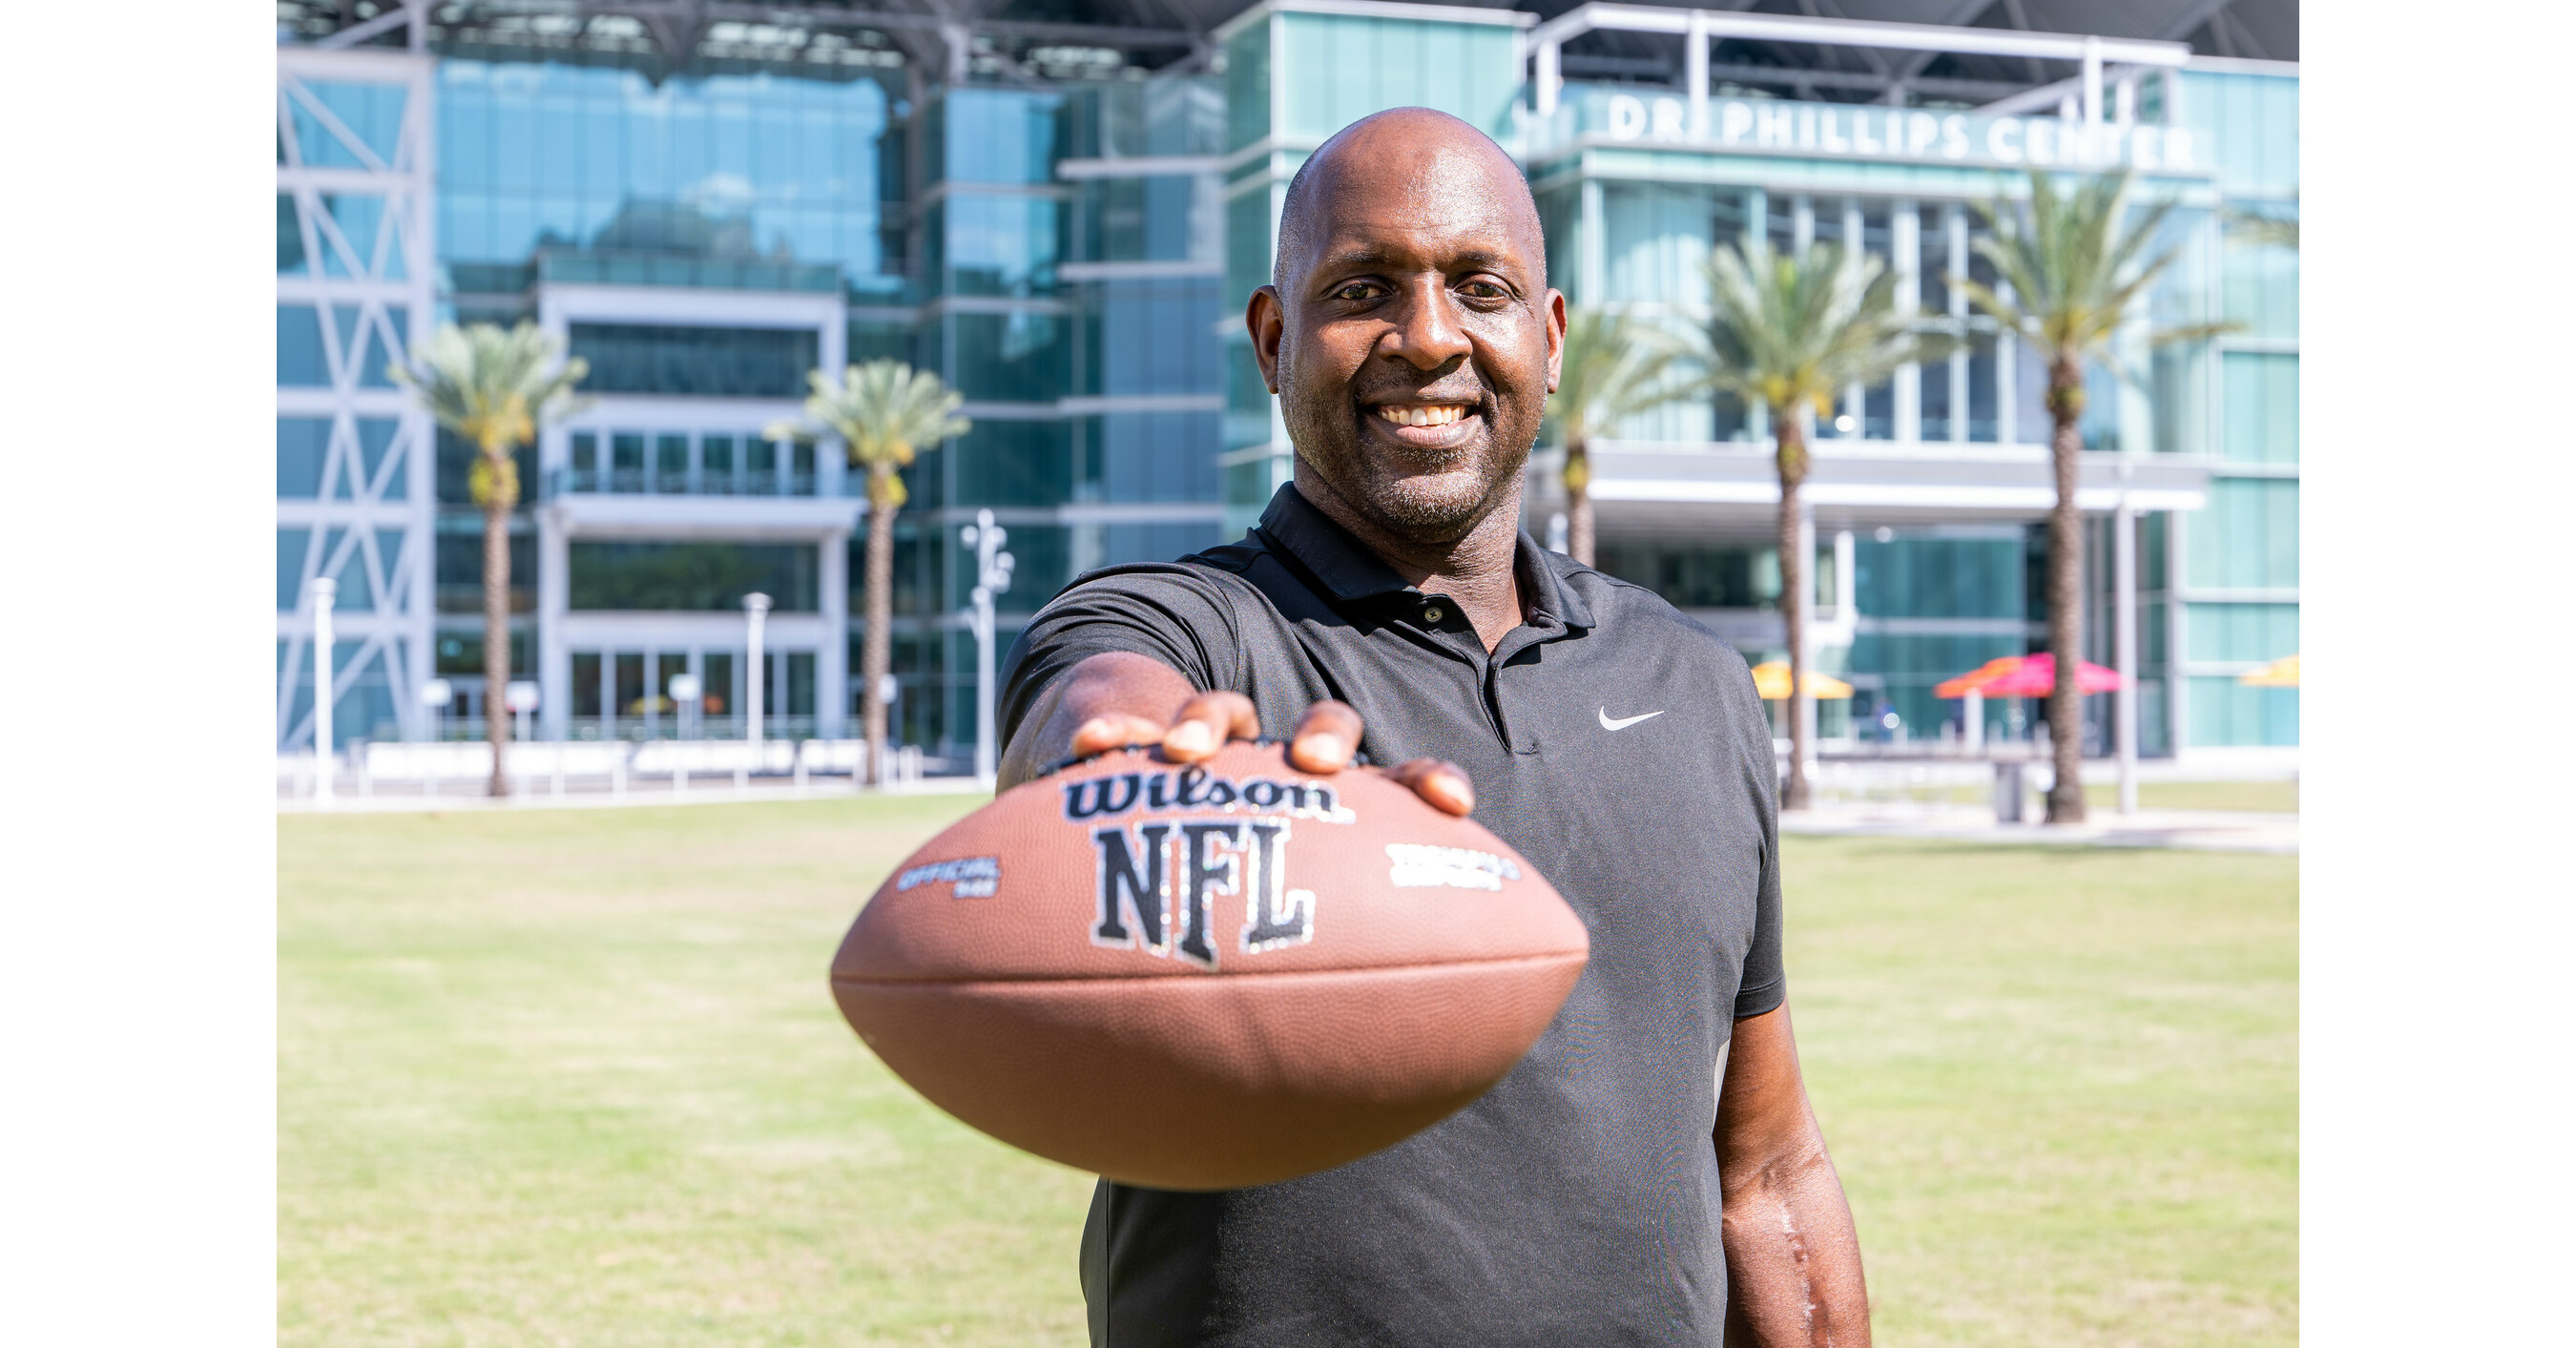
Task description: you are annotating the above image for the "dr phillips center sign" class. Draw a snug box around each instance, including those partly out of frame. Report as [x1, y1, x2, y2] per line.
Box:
[1582, 92, 2198, 173]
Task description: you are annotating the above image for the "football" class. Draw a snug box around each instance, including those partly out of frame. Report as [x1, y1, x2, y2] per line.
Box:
[829, 739, 1589, 1191]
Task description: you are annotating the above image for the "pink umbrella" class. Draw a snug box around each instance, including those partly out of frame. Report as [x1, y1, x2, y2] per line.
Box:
[1969, 653, 2128, 697]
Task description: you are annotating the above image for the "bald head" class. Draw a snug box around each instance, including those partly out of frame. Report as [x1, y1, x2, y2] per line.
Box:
[1244, 105, 1564, 551]
[1273, 108, 1545, 294]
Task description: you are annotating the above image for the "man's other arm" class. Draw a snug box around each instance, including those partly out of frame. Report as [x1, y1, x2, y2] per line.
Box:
[1717, 1004, 1870, 1347]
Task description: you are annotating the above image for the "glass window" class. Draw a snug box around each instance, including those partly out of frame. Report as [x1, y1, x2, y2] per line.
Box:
[568, 323, 818, 397]
[1092, 278, 1224, 398]
[2185, 601, 2298, 663]
[285, 79, 406, 169]
[356, 419, 404, 498]
[1966, 335, 2000, 443]
[1602, 182, 1714, 307]
[930, 195, 1060, 298]
[279, 194, 307, 274]
[2186, 478, 2299, 590]
[2222, 237, 2298, 343]
[434, 61, 895, 286]
[943, 312, 1070, 403]
[278, 529, 311, 609]
[322, 194, 389, 279]
[278, 418, 329, 498]
[571, 652, 604, 718]
[701, 434, 737, 492]
[279, 304, 328, 386]
[2188, 676, 2298, 747]
[946, 419, 1072, 508]
[569, 542, 820, 612]
[656, 433, 691, 491]
[1097, 411, 1222, 505]
[2222, 352, 2298, 463]
[933, 89, 1066, 186]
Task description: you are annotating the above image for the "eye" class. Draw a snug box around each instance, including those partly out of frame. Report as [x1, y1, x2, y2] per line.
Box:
[1458, 279, 1508, 300]
[1331, 280, 1386, 302]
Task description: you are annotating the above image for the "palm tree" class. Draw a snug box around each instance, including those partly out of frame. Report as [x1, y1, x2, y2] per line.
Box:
[1959, 171, 2227, 823]
[1546, 309, 1692, 566]
[1703, 238, 1942, 811]
[770, 360, 969, 785]
[391, 321, 589, 798]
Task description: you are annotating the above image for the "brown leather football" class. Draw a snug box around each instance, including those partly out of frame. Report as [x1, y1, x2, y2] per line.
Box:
[829, 739, 1589, 1191]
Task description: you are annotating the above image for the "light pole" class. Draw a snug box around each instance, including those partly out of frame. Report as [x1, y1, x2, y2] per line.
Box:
[420, 677, 452, 741]
[960, 508, 1015, 785]
[743, 591, 772, 759]
[2114, 457, 2139, 815]
[670, 673, 702, 740]
[309, 576, 337, 804]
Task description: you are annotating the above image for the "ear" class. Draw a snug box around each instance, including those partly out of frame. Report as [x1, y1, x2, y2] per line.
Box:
[1542, 289, 1568, 396]
[1247, 286, 1287, 395]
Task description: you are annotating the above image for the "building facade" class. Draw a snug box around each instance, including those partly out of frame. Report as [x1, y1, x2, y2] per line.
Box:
[277, 0, 2296, 763]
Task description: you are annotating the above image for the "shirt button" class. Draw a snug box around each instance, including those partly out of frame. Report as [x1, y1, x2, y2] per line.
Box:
[1423, 606, 1445, 624]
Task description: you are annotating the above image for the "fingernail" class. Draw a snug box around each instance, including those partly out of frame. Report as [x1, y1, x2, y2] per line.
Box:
[1434, 775, 1474, 814]
[1074, 717, 1112, 743]
[1167, 721, 1215, 753]
[1299, 733, 1346, 768]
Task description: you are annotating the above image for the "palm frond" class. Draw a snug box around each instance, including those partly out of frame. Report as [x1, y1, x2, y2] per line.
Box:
[389, 321, 592, 456]
[1547, 309, 1694, 446]
[1963, 171, 2231, 364]
[771, 359, 971, 510]
[1699, 238, 1941, 422]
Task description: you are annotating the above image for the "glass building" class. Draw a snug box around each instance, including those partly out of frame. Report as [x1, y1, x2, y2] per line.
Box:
[277, 0, 2296, 763]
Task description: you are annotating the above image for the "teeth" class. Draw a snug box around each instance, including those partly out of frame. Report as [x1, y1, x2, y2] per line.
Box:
[1377, 404, 1469, 427]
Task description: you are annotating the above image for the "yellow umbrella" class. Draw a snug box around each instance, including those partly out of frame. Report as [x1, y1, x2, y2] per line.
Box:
[1749, 660, 1854, 700]
[2238, 653, 2300, 687]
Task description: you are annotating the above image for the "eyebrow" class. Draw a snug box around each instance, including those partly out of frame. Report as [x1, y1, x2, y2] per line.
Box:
[1308, 244, 1530, 282]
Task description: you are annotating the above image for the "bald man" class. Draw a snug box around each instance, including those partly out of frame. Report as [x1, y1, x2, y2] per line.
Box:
[997, 108, 1869, 1346]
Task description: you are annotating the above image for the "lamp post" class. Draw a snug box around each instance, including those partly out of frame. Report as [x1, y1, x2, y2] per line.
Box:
[309, 576, 337, 804]
[670, 673, 702, 740]
[2114, 457, 2139, 815]
[743, 591, 772, 759]
[420, 677, 453, 741]
[960, 508, 1015, 786]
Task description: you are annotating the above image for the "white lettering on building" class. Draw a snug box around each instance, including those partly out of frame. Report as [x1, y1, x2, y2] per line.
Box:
[1603, 93, 2194, 173]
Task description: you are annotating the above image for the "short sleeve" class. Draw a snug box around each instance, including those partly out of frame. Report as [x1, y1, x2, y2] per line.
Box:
[997, 563, 1245, 749]
[1727, 651, 1787, 1021]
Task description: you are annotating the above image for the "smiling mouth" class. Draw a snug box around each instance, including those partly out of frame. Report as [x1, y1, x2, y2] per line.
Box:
[1375, 404, 1473, 427]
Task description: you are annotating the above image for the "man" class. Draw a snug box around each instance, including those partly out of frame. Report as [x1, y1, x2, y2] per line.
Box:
[997, 107, 1867, 1346]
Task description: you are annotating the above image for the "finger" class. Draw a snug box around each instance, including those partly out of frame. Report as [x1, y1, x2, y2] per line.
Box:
[1286, 699, 1364, 773]
[1384, 757, 1475, 817]
[1070, 713, 1169, 760]
[1161, 690, 1260, 762]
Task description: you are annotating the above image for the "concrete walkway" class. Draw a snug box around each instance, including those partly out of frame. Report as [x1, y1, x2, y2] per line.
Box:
[1778, 802, 2297, 854]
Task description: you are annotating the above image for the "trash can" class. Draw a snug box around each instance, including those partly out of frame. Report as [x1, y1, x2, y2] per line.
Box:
[1993, 760, 2025, 823]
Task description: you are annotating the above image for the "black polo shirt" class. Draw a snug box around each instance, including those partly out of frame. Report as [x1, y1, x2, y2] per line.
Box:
[998, 484, 1787, 1347]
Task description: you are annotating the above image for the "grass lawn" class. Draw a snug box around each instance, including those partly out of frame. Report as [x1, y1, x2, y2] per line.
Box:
[2134, 778, 2298, 814]
[281, 798, 2294, 1346]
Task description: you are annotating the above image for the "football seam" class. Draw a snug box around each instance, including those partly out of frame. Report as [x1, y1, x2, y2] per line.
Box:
[829, 949, 1588, 988]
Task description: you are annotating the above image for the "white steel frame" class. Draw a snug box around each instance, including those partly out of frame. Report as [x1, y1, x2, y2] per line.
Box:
[276, 44, 438, 749]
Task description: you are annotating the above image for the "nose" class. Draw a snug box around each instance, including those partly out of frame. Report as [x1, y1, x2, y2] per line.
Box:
[1374, 276, 1473, 373]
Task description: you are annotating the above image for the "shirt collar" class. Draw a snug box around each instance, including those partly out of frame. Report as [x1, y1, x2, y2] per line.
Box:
[1255, 483, 1596, 632]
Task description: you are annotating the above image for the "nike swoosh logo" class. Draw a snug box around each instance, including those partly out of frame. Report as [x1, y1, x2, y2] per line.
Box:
[1599, 707, 1666, 732]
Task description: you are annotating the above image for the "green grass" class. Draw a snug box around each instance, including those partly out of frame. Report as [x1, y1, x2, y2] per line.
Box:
[2134, 778, 2298, 814]
[281, 799, 2295, 1347]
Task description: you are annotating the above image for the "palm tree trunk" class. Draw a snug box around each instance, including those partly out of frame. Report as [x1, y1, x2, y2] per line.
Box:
[862, 473, 897, 786]
[2045, 356, 2088, 823]
[482, 484, 511, 798]
[1776, 418, 1811, 812]
[1565, 437, 1595, 567]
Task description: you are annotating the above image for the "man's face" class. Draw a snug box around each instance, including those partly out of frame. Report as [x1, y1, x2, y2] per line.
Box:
[1251, 126, 1564, 544]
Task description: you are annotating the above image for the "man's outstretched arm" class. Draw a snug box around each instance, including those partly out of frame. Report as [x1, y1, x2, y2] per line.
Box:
[997, 650, 1471, 814]
[1717, 1003, 1870, 1347]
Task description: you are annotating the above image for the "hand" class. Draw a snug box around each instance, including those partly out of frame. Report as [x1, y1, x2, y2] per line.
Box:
[1069, 692, 1475, 818]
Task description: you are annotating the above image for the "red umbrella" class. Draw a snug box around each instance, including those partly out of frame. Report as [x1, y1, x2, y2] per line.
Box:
[1934, 653, 2127, 698]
